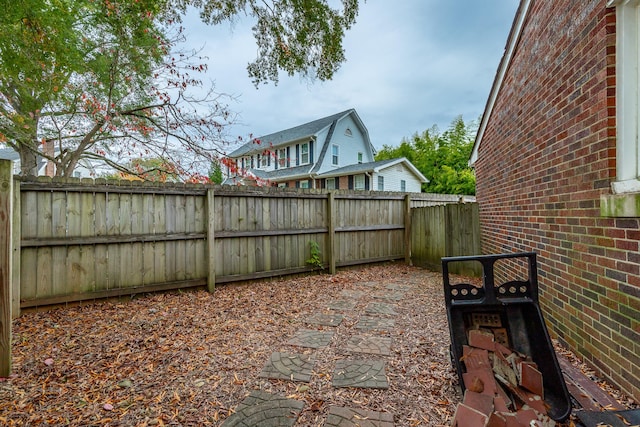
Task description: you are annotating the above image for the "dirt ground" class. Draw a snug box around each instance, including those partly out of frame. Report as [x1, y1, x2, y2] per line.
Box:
[0, 264, 636, 426]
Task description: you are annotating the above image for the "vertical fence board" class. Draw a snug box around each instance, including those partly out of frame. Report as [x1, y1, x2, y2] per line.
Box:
[79, 190, 95, 293]
[129, 193, 144, 286]
[141, 193, 155, 285]
[0, 161, 13, 376]
[36, 188, 53, 298]
[94, 192, 108, 292]
[207, 189, 215, 291]
[106, 192, 121, 290]
[11, 180, 20, 318]
[174, 194, 186, 281]
[51, 190, 67, 296]
[66, 191, 83, 293]
[20, 190, 37, 301]
[154, 194, 167, 283]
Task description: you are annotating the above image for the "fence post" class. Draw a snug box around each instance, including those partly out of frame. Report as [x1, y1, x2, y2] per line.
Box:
[404, 194, 412, 265]
[0, 159, 13, 377]
[327, 192, 336, 274]
[207, 188, 216, 292]
[12, 179, 20, 319]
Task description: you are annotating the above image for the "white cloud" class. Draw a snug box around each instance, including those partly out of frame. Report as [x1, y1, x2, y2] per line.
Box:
[179, 1, 519, 150]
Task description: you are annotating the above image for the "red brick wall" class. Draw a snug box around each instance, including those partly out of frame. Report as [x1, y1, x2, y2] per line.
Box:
[474, 0, 639, 400]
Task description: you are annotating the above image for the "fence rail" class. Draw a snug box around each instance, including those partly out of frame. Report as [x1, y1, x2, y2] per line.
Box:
[2, 173, 481, 315]
[0, 160, 481, 373]
[11, 177, 421, 312]
[0, 171, 481, 318]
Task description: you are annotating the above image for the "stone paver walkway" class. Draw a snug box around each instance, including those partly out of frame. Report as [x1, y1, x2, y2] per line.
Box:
[222, 276, 415, 426]
[305, 313, 344, 327]
[222, 390, 304, 426]
[325, 407, 395, 427]
[286, 329, 335, 348]
[332, 359, 389, 389]
[345, 335, 392, 356]
[258, 352, 316, 382]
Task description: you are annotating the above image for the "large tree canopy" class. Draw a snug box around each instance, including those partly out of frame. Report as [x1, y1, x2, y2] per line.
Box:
[375, 116, 477, 195]
[0, 0, 360, 178]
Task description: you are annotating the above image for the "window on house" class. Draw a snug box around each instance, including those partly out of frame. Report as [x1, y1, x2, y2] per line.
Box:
[610, 0, 640, 194]
[332, 144, 339, 166]
[301, 143, 309, 164]
[357, 152, 363, 164]
[261, 154, 268, 168]
[299, 180, 310, 189]
[326, 178, 336, 189]
[278, 182, 287, 188]
[278, 148, 287, 168]
[400, 179, 406, 192]
[378, 176, 384, 191]
[345, 128, 352, 137]
[354, 174, 365, 190]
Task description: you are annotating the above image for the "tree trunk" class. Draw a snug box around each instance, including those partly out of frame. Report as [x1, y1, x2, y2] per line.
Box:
[19, 148, 39, 176]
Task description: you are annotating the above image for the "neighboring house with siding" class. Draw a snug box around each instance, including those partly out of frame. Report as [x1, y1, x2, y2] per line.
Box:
[471, 0, 639, 400]
[222, 109, 427, 192]
[0, 147, 98, 178]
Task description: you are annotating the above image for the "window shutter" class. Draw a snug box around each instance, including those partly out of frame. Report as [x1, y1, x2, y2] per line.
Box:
[287, 147, 291, 167]
[365, 175, 370, 190]
[310, 141, 314, 163]
[296, 145, 300, 166]
[348, 175, 353, 190]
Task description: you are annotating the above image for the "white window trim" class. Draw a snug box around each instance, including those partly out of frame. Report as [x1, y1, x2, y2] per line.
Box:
[354, 174, 365, 190]
[278, 148, 287, 168]
[301, 143, 310, 165]
[332, 144, 339, 166]
[377, 175, 384, 191]
[610, 0, 640, 193]
[326, 177, 336, 190]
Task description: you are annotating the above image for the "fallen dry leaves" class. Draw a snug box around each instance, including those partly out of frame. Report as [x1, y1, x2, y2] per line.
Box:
[0, 264, 636, 426]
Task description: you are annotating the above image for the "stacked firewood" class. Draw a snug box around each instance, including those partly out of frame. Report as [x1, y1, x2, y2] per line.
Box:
[451, 327, 556, 427]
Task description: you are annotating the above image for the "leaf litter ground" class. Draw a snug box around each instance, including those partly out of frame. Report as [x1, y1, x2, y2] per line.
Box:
[0, 264, 636, 426]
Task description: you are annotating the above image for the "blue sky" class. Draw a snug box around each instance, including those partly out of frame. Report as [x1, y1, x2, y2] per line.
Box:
[182, 1, 520, 153]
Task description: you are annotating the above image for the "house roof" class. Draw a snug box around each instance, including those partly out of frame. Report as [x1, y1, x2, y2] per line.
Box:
[0, 148, 20, 162]
[316, 157, 428, 183]
[228, 108, 366, 157]
[469, 0, 531, 166]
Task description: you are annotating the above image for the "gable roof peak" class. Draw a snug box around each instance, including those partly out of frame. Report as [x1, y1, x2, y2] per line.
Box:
[228, 109, 359, 157]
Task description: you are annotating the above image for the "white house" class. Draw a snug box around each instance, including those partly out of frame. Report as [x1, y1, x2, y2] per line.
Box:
[0, 147, 99, 178]
[222, 109, 427, 192]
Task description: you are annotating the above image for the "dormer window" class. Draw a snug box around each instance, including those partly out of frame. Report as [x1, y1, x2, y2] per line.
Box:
[301, 142, 310, 164]
[278, 148, 287, 168]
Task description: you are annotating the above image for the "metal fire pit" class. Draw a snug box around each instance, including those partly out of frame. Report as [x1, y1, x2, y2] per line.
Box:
[442, 252, 571, 422]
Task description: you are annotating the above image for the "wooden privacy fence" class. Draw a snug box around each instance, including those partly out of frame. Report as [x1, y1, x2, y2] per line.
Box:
[0, 160, 481, 374]
[7, 174, 428, 316]
[410, 203, 482, 276]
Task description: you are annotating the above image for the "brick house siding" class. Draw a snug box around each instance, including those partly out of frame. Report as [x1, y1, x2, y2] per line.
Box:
[473, 0, 639, 400]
